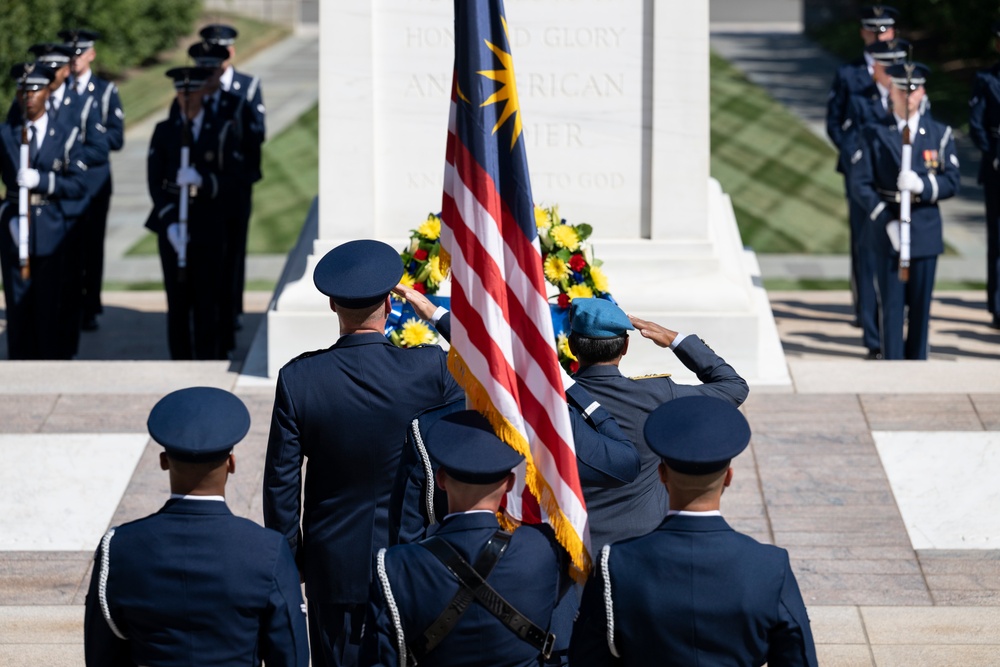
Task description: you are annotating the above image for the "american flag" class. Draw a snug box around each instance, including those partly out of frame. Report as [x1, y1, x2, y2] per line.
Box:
[440, 0, 590, 575]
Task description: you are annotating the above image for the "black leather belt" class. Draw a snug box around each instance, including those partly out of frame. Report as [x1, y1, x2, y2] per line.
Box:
[28, 194, 50, 205]
[877, 187, 923, 204]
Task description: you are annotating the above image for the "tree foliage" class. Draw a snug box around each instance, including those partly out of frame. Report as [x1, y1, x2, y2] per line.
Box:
[0, 0, 201, 102]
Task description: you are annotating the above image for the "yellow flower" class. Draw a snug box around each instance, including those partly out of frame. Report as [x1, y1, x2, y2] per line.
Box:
[543, 255, 570, 283]
[589, 265, 609, 293]
[550, 224, 580, 251]
[400, 318, 437, 347]
[429, 255, 448, 284]
[534, 206, 549, 230]
[417, 214, 441, 241]
[566, 284, 594, 301]
[399, 272, 415, 289]
[557, 334, 577, 361]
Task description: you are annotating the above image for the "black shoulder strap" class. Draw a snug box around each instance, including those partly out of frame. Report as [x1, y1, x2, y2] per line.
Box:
[410, 530, 510, 662]
[414, 530, 556, 660]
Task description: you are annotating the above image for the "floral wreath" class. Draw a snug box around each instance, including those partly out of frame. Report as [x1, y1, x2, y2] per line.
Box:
[389, 207, 612, 373]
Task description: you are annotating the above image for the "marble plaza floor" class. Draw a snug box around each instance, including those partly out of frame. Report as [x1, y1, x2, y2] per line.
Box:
[1, 290, 1000, 666]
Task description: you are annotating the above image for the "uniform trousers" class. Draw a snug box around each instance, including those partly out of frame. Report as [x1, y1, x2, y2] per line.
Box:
[850, 196, 881, 351]
[157, 233, 227, 360]
[875, 252, 937, 360]
[309, 600, 366, 667]
[81, 178, 112, 319]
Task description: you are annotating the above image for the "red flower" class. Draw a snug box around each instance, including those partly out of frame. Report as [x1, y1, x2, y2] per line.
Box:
[569, 360, 580, 374]
[413, 282, 427, 294]
[569, 253, 586, 272]
[413, 248, 429, 261]
[557, 293, 570, 309]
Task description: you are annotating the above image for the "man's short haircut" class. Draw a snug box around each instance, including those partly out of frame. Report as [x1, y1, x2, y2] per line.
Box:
[569, 332, 627, 363]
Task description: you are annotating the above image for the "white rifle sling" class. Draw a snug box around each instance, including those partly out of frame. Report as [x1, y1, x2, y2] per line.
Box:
[411, 418, 437, 525]
[376, 548, 408, 664]
[98, 528, 128, 640]
[600, 544, 621, 658]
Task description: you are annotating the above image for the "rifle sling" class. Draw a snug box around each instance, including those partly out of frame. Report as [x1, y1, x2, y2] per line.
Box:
[412, 530, 556, 661]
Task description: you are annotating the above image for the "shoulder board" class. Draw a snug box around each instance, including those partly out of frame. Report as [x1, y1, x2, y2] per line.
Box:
[287, 347, 331, 363]
[629, 373, 672, 380]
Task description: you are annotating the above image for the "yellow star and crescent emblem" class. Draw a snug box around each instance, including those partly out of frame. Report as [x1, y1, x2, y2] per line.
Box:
[476, 16, 523, 150]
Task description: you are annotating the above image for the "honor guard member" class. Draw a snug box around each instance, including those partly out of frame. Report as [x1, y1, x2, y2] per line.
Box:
[826, 5, 898, 333]
[359, 411, 568, 667]
[567, 298, 749, 548]
[61, 28, 126, 332]
[570, 396, 818, 667]
[146, 67, 242, 360]
[0, 63, 88, 359]
[849, 63, 960, 359]
[187, 40, 263, 354]
[827, 5, 899, 151]
[840, 38, 911, 359]
[22, 41, 108, 355]
[264, 240, 465, 667]
[83, 387, 309, 667]
[969, 21, 1000, 329]
[200, 23, 265, 332]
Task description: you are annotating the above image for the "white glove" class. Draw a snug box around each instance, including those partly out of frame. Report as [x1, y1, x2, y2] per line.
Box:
[16, 168, 40, 189]
[896, 170, 924, 194]
[166, 223, 189, 256]
[175, 166, 203, 188]
[885, 219, 901, 253]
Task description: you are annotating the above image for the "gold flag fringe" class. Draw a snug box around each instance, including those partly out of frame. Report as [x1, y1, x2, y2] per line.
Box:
[448, 347, 592, 583]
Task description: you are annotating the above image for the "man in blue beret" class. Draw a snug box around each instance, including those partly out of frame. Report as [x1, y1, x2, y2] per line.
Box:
[265, 239, 465, 667]
[849, 62, 960, 359]
[566, 298, 748, 548]
[360, 410, 568, 667]
[570, 396, 817, 667]
[83, 387, 309, 666]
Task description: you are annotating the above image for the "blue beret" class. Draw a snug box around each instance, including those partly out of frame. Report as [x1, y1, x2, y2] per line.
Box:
[200, 24, 239, 46]
[887, 62, 929, 90]
[188, 42, 229, 68]
[314, 240, 404, 307]
[860, 5, 898, 32]
[865, 38, 910, 64]
[426, 411, 524, 484]
[147, 387, 250, 463]
[11, 63, 54, 90]
[643, 396, 750, 475]
[569, 298, 634, 338]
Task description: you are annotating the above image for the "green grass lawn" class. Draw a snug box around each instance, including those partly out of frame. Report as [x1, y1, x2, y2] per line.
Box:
[710, 51, 850, 254]
[117, 13, 290, 127]
[128, 103, 319, 256]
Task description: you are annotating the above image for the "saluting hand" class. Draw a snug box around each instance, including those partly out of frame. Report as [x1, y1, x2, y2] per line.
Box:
[392, 283, 438, 321]
[628, 315, 678, 348]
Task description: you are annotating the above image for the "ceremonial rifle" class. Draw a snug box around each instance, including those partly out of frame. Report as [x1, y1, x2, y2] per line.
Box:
[897, 60, 914, 283]
[177, 84, 192, 284]
[17, 70, 32, 280]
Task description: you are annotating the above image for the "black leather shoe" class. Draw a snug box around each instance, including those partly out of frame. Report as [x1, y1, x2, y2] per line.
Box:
[865, 349, 883, 360]
[991, 316, 1000, 330]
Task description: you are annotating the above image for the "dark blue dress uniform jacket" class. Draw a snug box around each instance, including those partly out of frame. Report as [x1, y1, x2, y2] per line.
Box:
[572, 337, 749, 548]
[0, 119, 88, 359]
[570, 515, 817, 667]
[827, 56, 873, 152]
[264, 332, 464, 605]
[83, 497, 309, 667]
[848, 114, 960, 260]
[230, 68, 266, 141]
[360, 512, 566, 667]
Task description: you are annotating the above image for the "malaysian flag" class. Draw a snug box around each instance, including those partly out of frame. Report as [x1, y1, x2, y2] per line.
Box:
[440, 0, 590, 575]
